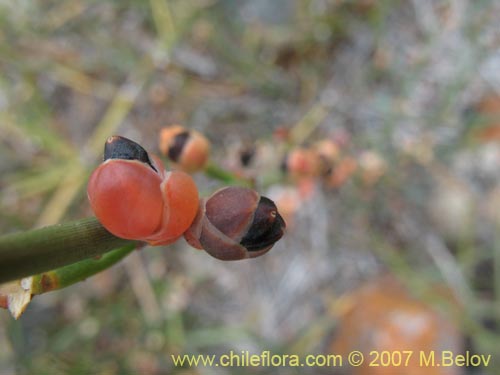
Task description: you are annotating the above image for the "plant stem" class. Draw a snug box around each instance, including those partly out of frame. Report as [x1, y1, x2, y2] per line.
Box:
[30, 243, 136, 295]
[0, 217, 135, 284]
[204, 161, 252, 187]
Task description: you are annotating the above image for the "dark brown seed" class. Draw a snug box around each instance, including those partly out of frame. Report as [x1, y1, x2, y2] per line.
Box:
[239, 145, 256, 166]
[168, 131, 190, 162]
[240, 197, 286, 251]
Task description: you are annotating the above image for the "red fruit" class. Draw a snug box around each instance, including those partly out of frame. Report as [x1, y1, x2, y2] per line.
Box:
[87, 136, 199, 245]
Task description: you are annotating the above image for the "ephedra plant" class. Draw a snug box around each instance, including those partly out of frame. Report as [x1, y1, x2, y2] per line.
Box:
[0, 128, 287, 318]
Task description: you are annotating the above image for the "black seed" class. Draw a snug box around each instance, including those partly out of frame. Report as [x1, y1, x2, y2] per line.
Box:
[239, 145, 256, 167]
[240, 197, 286, 251]
[280, 154, 289, 173]
[104, 135, 157, 172]
[168, 131, 190, 162]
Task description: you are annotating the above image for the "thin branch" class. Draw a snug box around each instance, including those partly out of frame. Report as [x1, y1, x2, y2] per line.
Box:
[30, 243, 136, 295]
[204, 161, 252, 187]
[0, 217, 135, 284]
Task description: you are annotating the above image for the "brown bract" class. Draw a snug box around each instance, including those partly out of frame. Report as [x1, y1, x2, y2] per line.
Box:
[184, 187, 286, 261]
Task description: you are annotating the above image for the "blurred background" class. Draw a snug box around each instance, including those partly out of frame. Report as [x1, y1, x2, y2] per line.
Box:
[0, 0, 499, 374]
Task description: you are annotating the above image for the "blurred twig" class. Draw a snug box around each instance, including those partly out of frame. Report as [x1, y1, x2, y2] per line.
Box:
[290, 102, 330, 145]
[424, 233, 473, 304]
[50, 64, 116, 100]
[35, 57, 153, 227]
[123, 251, 162, 325]
[150, 0, 177, 49]
[43, 1, 88, 31]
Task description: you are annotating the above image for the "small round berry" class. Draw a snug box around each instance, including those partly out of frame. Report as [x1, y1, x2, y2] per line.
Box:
[88, 136, 199, 245]
[159, 125, 211, 173]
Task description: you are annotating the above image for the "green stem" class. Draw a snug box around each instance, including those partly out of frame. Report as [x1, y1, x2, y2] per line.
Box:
[204, 161, 252, 187]
[30, 243, 136, 295]
[0, 217, 135, 284]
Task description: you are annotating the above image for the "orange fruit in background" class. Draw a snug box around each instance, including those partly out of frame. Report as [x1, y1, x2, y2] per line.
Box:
[329, 275, 462, 375]
[469, 94, 500, 143]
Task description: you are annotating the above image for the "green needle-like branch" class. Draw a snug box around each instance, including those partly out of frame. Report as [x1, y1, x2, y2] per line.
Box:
[30, 244, 136, 295]
[0, 217, 136, 284]
[204, 161, 253, 187]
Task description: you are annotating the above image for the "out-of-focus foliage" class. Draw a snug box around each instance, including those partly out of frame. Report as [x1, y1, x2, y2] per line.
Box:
[1, 0, 500, 374]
